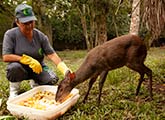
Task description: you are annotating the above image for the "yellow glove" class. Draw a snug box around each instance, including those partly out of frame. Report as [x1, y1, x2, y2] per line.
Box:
[20, 54, 42, 74]
[57, 62, 71, 75]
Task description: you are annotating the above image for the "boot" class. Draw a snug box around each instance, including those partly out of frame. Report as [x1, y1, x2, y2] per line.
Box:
[30, 80, 39, 88]
[9, 82, 20, 99]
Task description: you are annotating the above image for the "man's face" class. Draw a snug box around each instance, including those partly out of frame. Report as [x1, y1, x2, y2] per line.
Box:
[17, 20, 35, 32]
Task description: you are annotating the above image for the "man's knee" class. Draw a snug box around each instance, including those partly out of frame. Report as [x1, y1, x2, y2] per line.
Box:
[48, 71, 59, 85]
[7, 62, 22, 71]
[7, 62, 27, 82]
[36, 71, 59, 85]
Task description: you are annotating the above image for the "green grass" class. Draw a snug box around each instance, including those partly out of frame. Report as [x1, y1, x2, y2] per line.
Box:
[0, 48, 165, 120]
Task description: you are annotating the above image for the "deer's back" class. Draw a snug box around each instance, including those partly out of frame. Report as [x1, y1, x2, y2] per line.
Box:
[84, 34, 146, 70]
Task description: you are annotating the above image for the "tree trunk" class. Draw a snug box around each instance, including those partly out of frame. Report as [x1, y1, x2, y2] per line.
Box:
[76, 0, 109, 49]
[32, 1, 53, 45]
[78, 4, 91, 50]
[89, 7, 96, 49]
[80, 14, 90, 50]
[96, 14, 107, 46]
[129, 0, 140, 35]
[142, 0, 165, 47]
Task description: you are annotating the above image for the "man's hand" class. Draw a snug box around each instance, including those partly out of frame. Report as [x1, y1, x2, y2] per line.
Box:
[20, 54, 42, 74]
[57, 62, 72, 76]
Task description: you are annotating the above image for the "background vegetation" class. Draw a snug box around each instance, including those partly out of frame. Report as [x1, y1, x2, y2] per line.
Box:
[0, 0, 132, 53]
[0, 48, 165, 120]
[0, 0, 165, 52]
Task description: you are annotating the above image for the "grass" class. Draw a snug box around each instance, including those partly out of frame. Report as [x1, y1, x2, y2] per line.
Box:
[0, 48, 165, 120]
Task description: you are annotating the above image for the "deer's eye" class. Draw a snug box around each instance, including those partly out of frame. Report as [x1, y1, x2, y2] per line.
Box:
[60, 88, 63, 92]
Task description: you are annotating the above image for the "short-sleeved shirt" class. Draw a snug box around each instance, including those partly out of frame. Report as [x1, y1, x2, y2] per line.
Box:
[2, 27, 55, 65]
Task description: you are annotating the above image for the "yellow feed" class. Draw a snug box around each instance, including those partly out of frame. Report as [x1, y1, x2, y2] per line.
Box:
[18, 91, 57, 110]
[61, 94, 73, 102]
[18, 90, 73, 110]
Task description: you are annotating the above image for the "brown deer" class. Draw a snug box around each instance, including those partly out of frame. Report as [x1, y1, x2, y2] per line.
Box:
[55, 34, 152, 105]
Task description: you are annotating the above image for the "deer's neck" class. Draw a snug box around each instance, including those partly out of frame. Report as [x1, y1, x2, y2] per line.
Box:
[71, 65, 94, 87]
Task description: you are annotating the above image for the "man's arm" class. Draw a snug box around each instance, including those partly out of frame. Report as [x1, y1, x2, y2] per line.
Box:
[3, 54, 21, 62]
[47, 53, 71, 75]
[47, 52, 62, 65]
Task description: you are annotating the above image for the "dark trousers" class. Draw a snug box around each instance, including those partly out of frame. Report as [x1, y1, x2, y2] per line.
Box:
[6, 62, 59, 85]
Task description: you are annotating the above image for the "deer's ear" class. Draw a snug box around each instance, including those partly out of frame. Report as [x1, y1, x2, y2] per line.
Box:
[65, 70, 71, 77]
[69, 72, 76, 80]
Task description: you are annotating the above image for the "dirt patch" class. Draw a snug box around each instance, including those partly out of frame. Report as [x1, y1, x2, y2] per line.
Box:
[152, 83, 165, 95]
[143, 79, 165, 95]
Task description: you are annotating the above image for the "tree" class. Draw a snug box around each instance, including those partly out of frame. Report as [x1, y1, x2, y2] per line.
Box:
[142, 0, 165, 46]
[73, 0, 111, 50]
[129, 0, 140, 35]
[31, 0, 53, 44]
[95, 0, 110, 46]
[0, 0, 17, 56]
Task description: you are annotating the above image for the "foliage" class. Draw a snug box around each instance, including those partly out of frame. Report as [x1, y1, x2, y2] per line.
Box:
[107, 0, 132, 38]
[0, 0, 133, 51]
[51, 9, 83, 43]
[0, 0, 16, 41]
[1, 0, 164, 51]
[0, 48, 165, 119]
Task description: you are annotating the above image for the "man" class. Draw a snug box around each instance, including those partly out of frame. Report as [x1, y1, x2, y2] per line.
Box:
[2, 3, 71, 99]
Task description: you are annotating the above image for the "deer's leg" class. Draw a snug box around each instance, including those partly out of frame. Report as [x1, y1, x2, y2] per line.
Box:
[136, 73, 144, 96]
[98, 71, 108, 105]
[83, 75, 98, 103]
[127, 63, 152, 99]
[143, 65, 152, 99]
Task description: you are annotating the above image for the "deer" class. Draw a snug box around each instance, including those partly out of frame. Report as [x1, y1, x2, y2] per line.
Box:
[55, 34, 153, 105]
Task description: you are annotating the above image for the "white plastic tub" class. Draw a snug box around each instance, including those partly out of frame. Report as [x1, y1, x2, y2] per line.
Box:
[7, 85, 80, 120]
